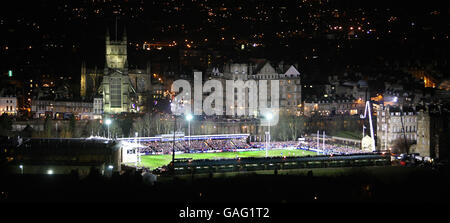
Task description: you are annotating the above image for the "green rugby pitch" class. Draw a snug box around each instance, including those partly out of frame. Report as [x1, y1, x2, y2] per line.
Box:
[138, 149, 318, 170]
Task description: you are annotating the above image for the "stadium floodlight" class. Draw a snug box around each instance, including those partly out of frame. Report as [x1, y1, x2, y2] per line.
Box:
[105, 119, 112, 139]
[186, 114, 193, 147]
[265, 113, 273, 120]
[135, 132, 140, 167]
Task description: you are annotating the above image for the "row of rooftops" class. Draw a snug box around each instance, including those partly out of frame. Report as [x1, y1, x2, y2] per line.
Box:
[378, 104, 450, 114]
[208, 60, 300, 77]
[303, 94, 362, 103]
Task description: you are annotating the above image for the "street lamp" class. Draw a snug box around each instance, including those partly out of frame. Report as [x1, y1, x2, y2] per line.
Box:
[106, 165, 114, 177]
[105, 119, 112, 139]
[265, 113, 273, 158]
[186, 114, 193, 147]
[19, 165, 23, 175]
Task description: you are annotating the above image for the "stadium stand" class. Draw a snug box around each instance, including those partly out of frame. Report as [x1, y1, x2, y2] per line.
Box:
[122, 133, 367, 156]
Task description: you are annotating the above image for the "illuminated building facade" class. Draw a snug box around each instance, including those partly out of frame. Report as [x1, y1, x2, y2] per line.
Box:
[303, 99, 365, 117]
[209, 60, 302, 116]
[376, 106, 418, 152]
[98, 27, 136, 114]
[409, 69, 437, 88]
[0, 96, 17, 116]
[414, 110, 450, 159]
[81, 27, 152, 114]
[31, 100, 93, 119]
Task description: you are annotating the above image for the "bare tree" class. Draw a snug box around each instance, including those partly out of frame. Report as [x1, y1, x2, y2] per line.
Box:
[392, 138, 415, 154]
[154, 113, 172, 135]
[87, 120, 102, 136]
[131, 116, 145, 137]
[272, 114, 305, 141]
[142, 113, 153, 136]
[287, 115, 304, 140]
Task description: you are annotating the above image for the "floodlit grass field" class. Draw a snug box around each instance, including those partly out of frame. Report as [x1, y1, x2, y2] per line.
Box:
[139, 149, 318, 170]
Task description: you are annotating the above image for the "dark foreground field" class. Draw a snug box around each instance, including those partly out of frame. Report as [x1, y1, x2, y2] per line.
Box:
[1, 165, 450, 203]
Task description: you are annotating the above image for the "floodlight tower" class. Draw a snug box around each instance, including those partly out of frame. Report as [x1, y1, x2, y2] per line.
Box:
[360, 101, 376, 152]
[265, 113, 273, 158]
[105, 119, 112, 139]
[186, 114, 193, 147]
[135, 132, 140, 167]
[317, 130, 320, 154]
[323, 131, 325, 151]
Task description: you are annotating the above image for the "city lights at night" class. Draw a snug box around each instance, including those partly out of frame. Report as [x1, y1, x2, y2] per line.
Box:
[0, 0, 449, 220]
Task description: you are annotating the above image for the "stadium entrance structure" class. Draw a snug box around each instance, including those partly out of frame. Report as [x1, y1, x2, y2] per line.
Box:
[7, 137, 124, 177]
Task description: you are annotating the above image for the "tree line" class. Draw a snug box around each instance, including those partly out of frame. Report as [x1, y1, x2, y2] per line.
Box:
[1, 113, 365, 142]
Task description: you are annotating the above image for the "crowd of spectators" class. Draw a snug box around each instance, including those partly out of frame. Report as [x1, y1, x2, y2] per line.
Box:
[139, 141, 175, 154]
[205, 139, 236, 151]
[300, 139, 365, 155]
[251, 141, 298, 149]
[178, 140, 210, 152]
[232, 139, 251, 149]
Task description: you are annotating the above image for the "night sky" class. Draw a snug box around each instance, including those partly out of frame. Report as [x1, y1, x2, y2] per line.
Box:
[0, 0, 448, 83]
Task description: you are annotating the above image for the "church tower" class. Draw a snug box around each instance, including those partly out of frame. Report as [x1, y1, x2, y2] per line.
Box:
[99, 26, 136, 114]
[105, 27, 128, 70]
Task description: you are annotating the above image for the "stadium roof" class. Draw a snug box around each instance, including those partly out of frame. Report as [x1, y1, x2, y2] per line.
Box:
[119, 133, 250, 142]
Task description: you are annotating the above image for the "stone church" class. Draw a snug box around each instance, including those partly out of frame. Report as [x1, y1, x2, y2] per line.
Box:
[80, 27, 151, 114]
